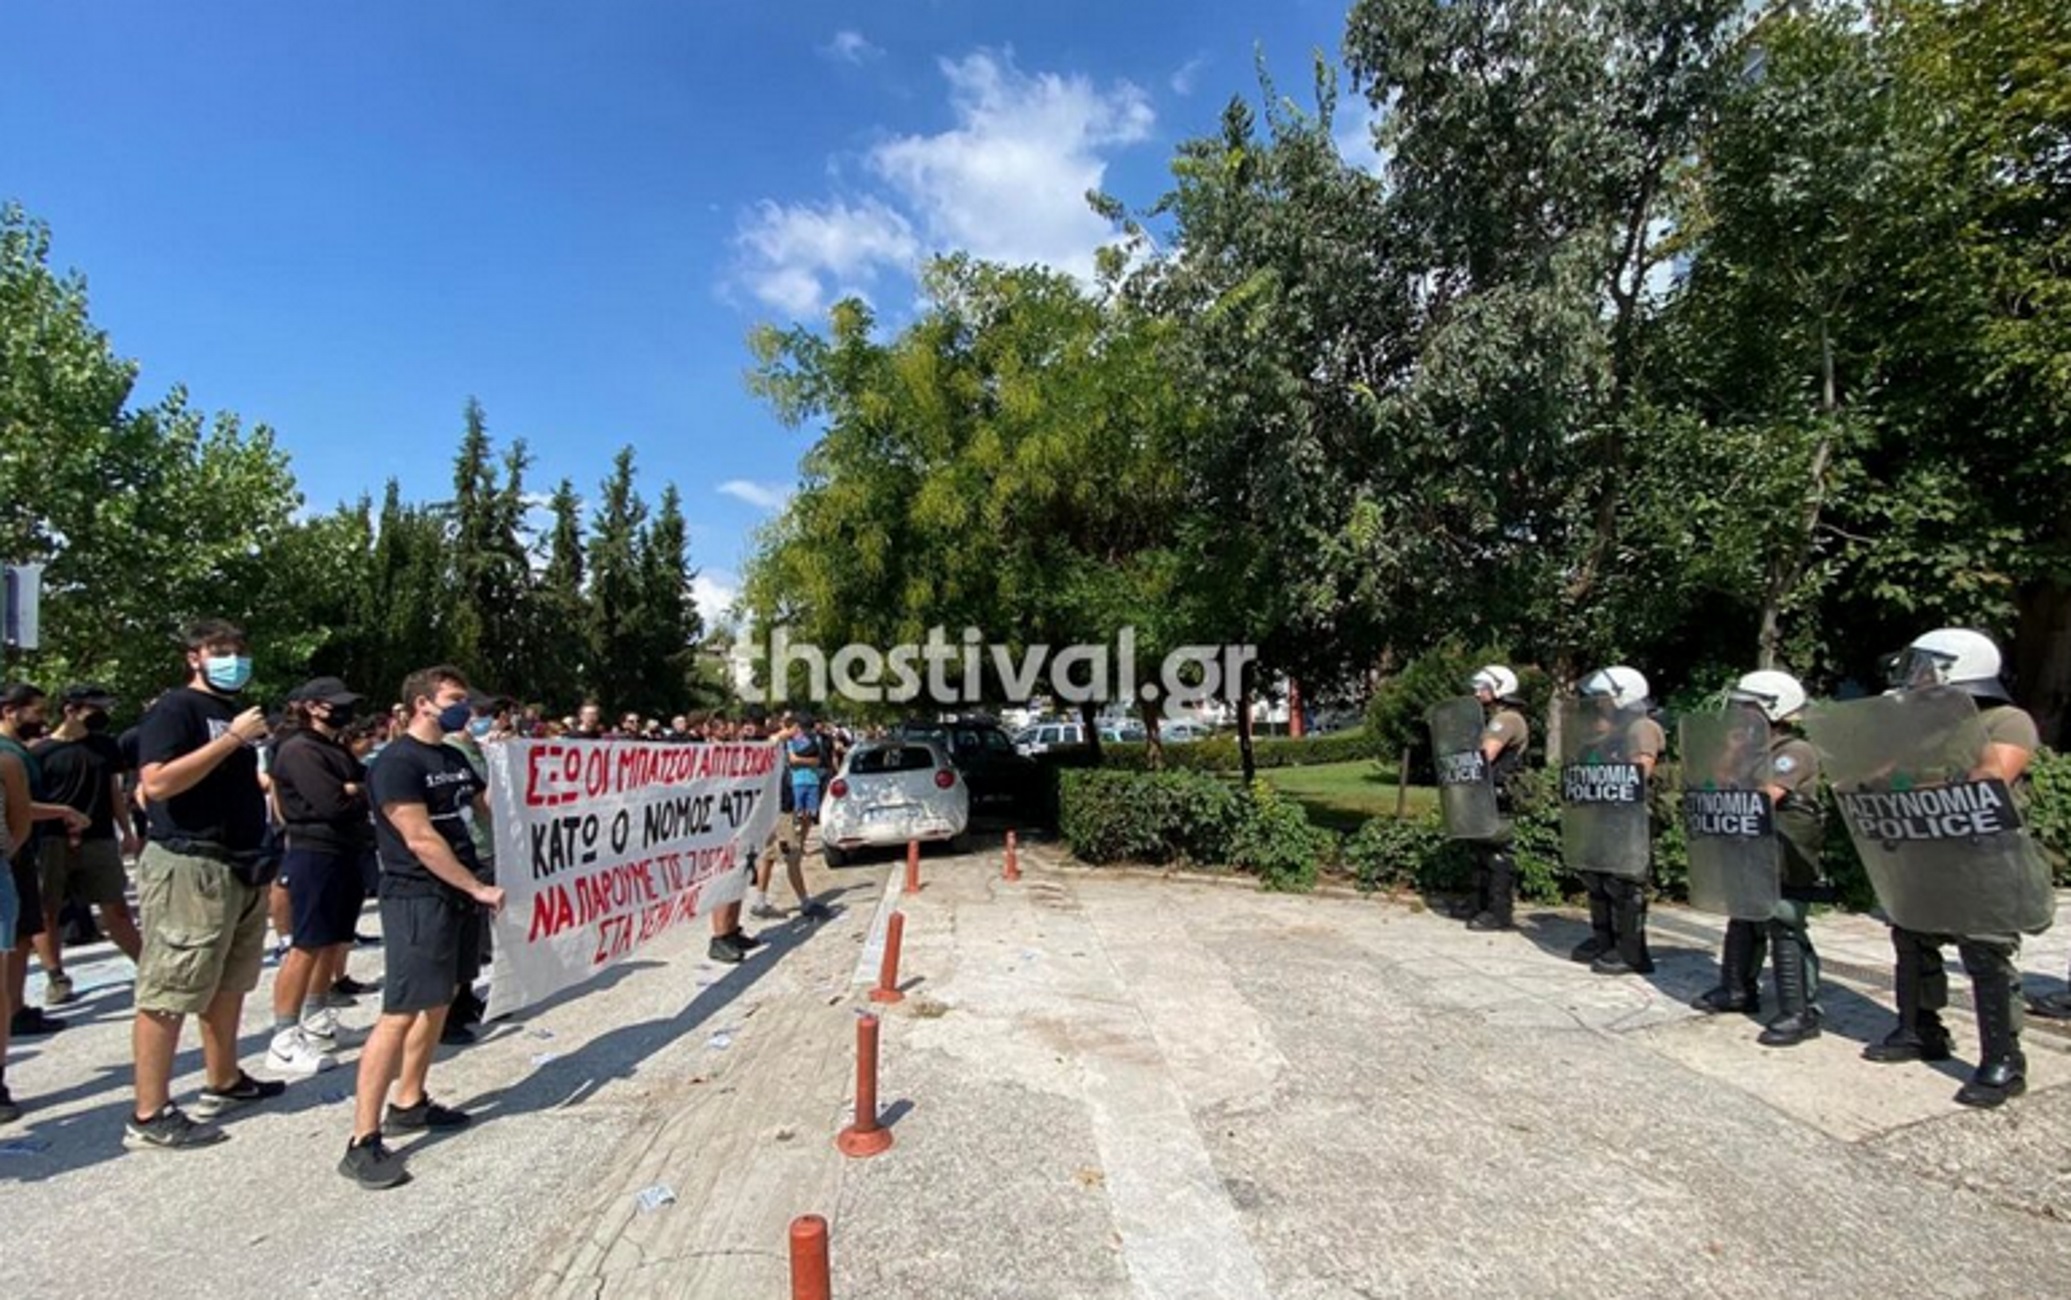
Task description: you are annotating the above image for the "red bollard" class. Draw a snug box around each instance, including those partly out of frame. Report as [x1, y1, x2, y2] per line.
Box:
[837, 1013, 895, 1157]
[789, 1215, 831, 1300]
[869, 911, 906, 1005]
[1004, 829, 1021, 883]
[904, 839, 922, 893]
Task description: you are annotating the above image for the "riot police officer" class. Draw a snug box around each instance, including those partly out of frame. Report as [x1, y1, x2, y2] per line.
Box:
[1814, 629, 2047, 1109]
[1561, 667, 1665, 975]
[1431, 667, 1531, 931]
[1688, 672, 1827, 1046]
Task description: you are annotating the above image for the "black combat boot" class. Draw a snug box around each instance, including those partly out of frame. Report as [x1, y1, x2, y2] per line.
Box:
[1955, 967, 2026, 1109]
[1468, 852, 1516, 932]
[1692, 921, 1766, 1015]
[1569, 880, 1615, 963]
[1757, 929, 1821, 1047]
[1591, 882, 1654, 976]
[1453, 862, 1491, 921]
[1863, 931, 1954, 1063]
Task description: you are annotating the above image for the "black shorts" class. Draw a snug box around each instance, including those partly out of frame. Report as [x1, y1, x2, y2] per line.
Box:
[9, 844, 45, 940]
[284, 848, 362, 949]
[378, 891, 466, 1015]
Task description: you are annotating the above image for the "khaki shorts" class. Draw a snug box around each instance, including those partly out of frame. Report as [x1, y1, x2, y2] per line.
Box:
[38, 836, 130, 907]
[135, 844, 268, 1016]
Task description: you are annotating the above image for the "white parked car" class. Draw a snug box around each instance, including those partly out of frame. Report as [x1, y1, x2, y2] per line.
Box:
[1159, 720, 1215, 744]
[819, 739, 971, 867]
[1015, 721, 1085, 756]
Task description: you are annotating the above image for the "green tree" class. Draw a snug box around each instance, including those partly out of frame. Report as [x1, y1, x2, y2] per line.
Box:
[587, 447, 648, 711]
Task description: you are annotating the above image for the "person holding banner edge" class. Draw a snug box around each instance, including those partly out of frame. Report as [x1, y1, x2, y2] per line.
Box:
[341, 665, 506, 1190]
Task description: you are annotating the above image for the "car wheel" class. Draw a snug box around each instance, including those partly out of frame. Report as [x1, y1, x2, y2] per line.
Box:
[823, 844, 848, 869]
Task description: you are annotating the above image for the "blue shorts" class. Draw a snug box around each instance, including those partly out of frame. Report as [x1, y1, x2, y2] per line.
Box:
[0, 858, 18, 951]
[792, 781, 822, 818]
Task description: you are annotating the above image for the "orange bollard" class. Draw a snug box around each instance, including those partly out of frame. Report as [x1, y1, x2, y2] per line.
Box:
[837, 1013, 895, 1157]
[904, 839, 922, 893]
[789, 1215, 831, 1300]
[1004, 829, 1021, 883]
[869, 911, 906, 1005]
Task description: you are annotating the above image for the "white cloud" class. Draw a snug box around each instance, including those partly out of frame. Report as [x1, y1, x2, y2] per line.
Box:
[717, 479, 792, 512]
[866, 51, 1153, 280]
[823, 30, 883, 65]
[693, 570, 740, 629]
[1170, 55, 1208, 97]
[1335, 98, 1387, 177]
[732, 197, 919, 317]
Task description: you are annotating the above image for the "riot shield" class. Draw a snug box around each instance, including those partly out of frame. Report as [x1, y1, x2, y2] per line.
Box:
[1427, 697, 1506, 842]
[1679, 705, 1782, 920]
[1805, 687, 2052, 935]
[1559, 696, 1654, 881]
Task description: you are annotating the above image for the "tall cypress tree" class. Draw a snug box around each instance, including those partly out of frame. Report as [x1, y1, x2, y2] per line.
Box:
[636, 483, 703, 711]
[587, 447, 647, 711]
[537, 477, 588, 709]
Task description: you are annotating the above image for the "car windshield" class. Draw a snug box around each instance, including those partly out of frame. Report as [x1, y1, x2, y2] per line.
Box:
[850, 745, 937, 775]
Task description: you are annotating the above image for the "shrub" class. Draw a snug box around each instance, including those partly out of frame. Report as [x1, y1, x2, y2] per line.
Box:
[1097, 728, 1383, 772]
[1057, 769, 1245, 866]
[2028, 748, 2071, 881]
[1227, 780, 1335, 892]
[1364, 643, 1551, 782]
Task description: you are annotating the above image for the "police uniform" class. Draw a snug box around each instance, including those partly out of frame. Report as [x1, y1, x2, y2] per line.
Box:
[1866, 703, 2039, 1100]
[1757, 733, 1826, 1043]
[1468, 706, 1530, 929]
[1575, 714, 1664, 974]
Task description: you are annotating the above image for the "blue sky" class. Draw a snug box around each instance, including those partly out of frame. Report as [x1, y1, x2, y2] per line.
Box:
[1, 1, 1370, 624]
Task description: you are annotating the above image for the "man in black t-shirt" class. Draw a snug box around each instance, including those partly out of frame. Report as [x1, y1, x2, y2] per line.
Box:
[127, 619, 286, 1152]
[35, 686, 143, 992]
[340, 663, 505, 1190]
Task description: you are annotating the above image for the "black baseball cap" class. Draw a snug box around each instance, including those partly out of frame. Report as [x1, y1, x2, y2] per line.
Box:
[292, 676, 364, 707]
[0, 681, 46, 708]
[60, 684, 117, 708]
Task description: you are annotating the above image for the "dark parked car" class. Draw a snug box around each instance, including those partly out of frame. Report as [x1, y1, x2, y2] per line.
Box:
[892, 714, 1042, 819]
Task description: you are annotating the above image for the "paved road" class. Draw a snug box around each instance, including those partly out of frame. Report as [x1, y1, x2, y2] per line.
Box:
[8, 841, 2071, 1298]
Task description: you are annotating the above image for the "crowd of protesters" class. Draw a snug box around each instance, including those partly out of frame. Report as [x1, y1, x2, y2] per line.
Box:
[0, 617, 841, 1189]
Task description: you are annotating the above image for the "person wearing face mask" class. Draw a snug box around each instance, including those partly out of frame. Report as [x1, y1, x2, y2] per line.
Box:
[0, 682, 91, 1039]
[32, 686, 144, 1008]
[126, 620, 284, 1151]
[340, 664, 505, 1189]
[264, 678, 375, 1076]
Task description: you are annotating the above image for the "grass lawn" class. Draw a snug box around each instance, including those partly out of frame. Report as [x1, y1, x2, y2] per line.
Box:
[1256, 760, 1439, 833]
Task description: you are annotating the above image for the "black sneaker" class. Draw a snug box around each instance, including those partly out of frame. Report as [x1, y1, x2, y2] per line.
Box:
[193, 1071, 288, 1119]
[732, 928, 765, 951]
[332, 974, 378, 997]
[339, 1134, 410, 1189]
[0, 1084, 21, 1125]
[384, 1096, 472, 1134]
[709, 933, 746, 964]
[123, 1103, 227, 1151]
[798, 900, 834, 921]
[10, 1008, 65, 1037]
[439, 1019, 477, 1047]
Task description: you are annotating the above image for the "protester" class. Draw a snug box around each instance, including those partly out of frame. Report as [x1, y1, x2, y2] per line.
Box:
[438, 693, 501, 1045]
[0, 683, 89, 1038]
[707, 715, 768, 963]
[340, 664, 504, 1189]
[572, 702, 604, 740]
[128, 620, 285, 1150]
[33, 685, 144, 1005]
[751, 714, 831, 922]
[265, 677, 376, 1076]
[0, 733, 31, 1122]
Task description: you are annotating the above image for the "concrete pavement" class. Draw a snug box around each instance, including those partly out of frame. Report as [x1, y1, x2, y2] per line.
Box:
[7, 841, 2071, 1297]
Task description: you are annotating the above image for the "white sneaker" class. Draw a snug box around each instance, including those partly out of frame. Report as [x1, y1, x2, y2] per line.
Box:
[750, 902, 784, 920]
[300, 1007, 340, 1044]
[266, 1028, 336, 1077]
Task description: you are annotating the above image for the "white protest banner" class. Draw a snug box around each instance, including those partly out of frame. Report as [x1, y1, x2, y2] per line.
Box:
[482, 738, 782, 1018]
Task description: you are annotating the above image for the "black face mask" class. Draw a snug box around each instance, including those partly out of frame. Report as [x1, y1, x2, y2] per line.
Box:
[83, 712, 111, 734]
[324, 703, 358, 729]
[13, 719, 47, 740]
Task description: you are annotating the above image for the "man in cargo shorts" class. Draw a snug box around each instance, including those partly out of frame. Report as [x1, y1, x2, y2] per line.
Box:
[35, 685, 144, 1001]
[128, 619, 286, 1151]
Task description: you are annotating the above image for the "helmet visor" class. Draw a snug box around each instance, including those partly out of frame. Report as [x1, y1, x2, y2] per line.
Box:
[1889, 647, 1955, 691]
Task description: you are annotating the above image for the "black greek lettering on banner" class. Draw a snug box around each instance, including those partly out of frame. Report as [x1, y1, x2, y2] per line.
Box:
[1839, 779, 2022, 844]
[1682, 789, 1774, 840]
[1562, 763, 1643, 805]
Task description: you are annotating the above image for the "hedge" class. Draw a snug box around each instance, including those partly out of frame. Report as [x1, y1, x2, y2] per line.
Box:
[1061, 748, 2071, 904]
[1093, 728, 1383, 772]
